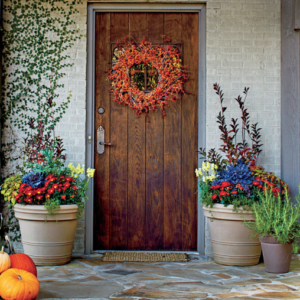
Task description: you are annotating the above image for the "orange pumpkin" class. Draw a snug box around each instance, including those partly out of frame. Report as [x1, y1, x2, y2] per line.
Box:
[0, 246, 11, 274]
[5, 235, 37, 276]
[10, 253, 37, 277]
[0, 269, 40, 300]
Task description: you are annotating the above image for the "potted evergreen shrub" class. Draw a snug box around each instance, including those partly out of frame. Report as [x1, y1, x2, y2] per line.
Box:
[245, 189, 300, 273]
[1, 135, 95, 266]
[197, 84, 287, 266]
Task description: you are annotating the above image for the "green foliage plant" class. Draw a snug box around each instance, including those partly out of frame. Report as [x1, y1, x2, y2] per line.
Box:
[245, 187, 300, 246]
[0, 174, 22, 205]
[2, 0, 84, 138]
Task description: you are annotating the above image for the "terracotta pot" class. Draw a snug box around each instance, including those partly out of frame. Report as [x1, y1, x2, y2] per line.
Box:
[203, 204, 261, 266]
[14, 204, 78, 266]
[260, 236, 293, 273]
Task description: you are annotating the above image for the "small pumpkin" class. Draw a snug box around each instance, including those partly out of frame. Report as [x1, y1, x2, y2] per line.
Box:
[0, 246, 11, 274]
[10, 253, 37, 277]
[0, 268, 40, 300]
[5, 235, 37, 276]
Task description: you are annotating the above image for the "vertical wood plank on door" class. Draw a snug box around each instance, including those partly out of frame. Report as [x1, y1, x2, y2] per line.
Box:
[181, 13, 198, 251]
[94, 13, 111, 250]
[163, 13, 183, 250]
[110, 13, 129, 249]
[146, 13, 165, 250]
[127, 13, 147, 250]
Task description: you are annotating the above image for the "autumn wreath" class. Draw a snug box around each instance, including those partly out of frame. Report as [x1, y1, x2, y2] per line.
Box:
[108, 37, 188, 117]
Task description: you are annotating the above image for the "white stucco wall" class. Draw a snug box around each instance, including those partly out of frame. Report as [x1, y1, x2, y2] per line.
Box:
[3, 0, 281, 256]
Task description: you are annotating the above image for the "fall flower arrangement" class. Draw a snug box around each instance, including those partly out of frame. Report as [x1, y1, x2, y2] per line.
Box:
[108, 36, 188, 117]
[1, 143, 95, 219]
[197, 84, 287, 209]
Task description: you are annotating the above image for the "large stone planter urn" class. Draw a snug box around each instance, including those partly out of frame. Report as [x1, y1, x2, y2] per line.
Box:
[14, 204, 78, 266]
[203, 204, 261, 266]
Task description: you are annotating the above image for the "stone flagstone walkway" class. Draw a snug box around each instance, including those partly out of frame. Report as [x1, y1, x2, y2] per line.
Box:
[36, 254, 300, 299]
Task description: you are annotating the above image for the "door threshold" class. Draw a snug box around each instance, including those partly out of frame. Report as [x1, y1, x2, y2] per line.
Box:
[92, 250, 200, 255]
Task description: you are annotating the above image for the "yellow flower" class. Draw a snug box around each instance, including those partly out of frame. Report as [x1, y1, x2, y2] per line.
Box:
[87, 168, 96, 178]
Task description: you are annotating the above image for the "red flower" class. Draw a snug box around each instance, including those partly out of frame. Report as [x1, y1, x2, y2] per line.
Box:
[71, 186, 77, 190]
[53, 184, 59, 189]
[220, 191, 230, 196]
[231, 190, 237, 194]
[19, 184, 27, 190]
[45, 194, 50, 199]
[45, 181, 51, 187]
[253, 181, 260, 186]
[65, 177, 73, 182]
[57, 188, 62, 193]
[221, 181, 231, 187]
[255, 177, 261, 181]
[26, 198, 33, 203]
[36, 189, 43, 195]
[47, 188, 55, 194]
[61, 195, 66, 200]
[25, 190, 35, 197]
[70, 195, 75, 198]
[212, 194, 217, 200]
[36, 195, 43, 200]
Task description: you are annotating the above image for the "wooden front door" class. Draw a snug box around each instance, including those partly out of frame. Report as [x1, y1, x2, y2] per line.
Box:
[94, 12, 199, 251]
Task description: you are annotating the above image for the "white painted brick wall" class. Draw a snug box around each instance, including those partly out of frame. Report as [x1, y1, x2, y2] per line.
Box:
[3, 0, 281, 257]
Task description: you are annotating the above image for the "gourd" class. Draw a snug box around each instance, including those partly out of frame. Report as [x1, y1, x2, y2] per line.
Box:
[0, 269, 40, 300]
[5, 235, 37, 276]
[0, 246, 11, 274]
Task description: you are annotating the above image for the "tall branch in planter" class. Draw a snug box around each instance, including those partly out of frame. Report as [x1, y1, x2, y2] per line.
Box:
[198, 83, 263, 169]
[2, 0, 84, 138]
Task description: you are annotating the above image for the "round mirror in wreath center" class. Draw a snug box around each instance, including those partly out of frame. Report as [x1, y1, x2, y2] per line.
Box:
[129, 63, 158, 92]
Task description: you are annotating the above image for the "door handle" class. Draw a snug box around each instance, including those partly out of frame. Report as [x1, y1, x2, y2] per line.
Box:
[99, 142, 112, 146]
[97, 126, 112, 154]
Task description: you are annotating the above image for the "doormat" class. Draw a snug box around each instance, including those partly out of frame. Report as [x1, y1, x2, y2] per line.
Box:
[102, 252, 188, 262]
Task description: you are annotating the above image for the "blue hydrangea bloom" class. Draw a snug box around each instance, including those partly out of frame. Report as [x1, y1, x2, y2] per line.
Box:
[22, 172, 46, 188]
[213, 160, 255, 194]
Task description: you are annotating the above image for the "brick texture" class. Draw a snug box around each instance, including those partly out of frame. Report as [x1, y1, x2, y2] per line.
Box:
[3, 0, 281, 257]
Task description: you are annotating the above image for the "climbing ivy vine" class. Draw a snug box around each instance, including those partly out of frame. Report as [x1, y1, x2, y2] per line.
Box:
[2, 0, 84, 137]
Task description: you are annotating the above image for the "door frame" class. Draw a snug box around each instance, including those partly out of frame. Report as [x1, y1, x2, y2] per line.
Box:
[86, 2, 206, 255]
